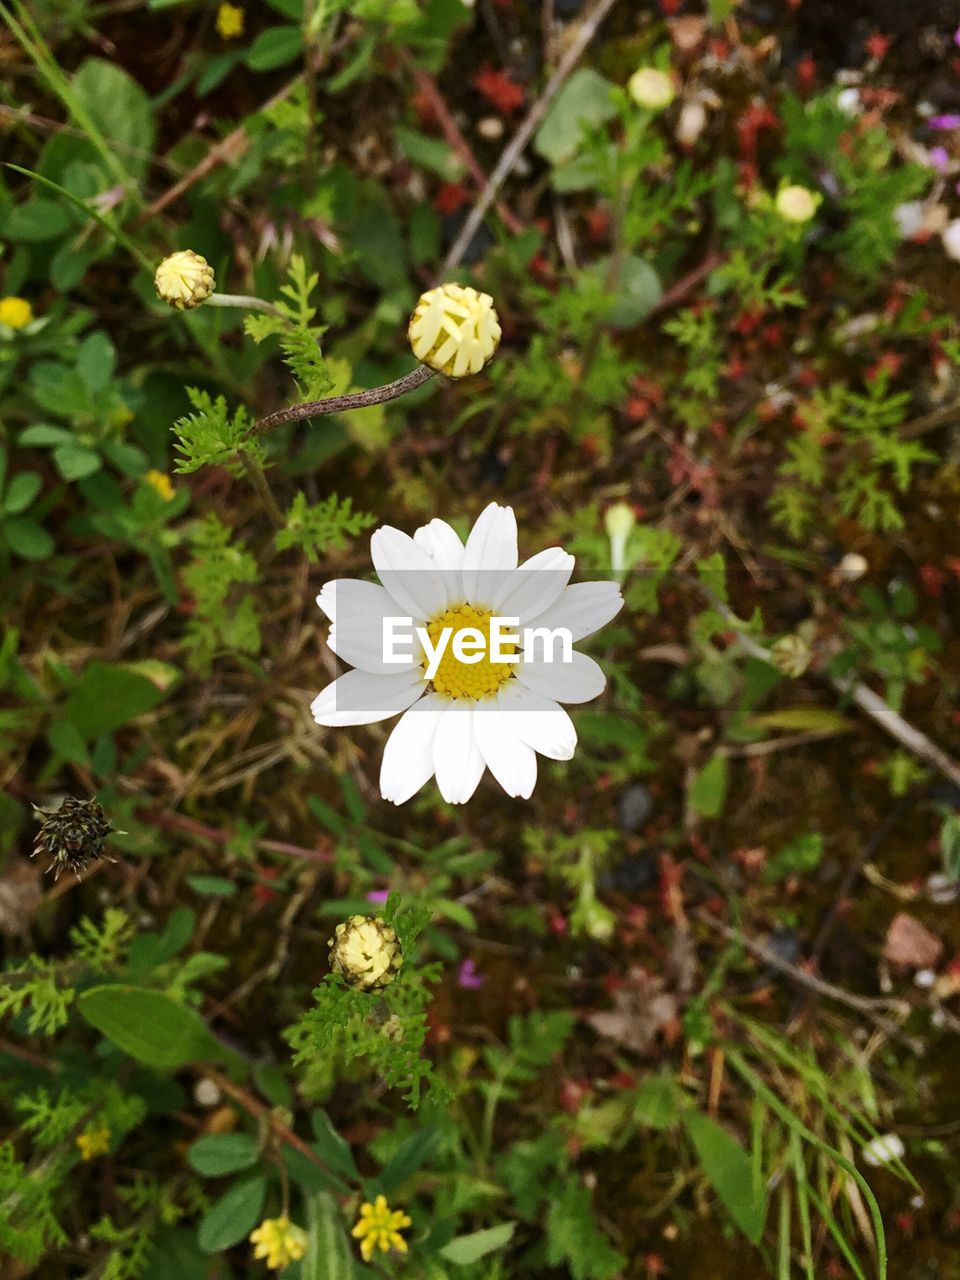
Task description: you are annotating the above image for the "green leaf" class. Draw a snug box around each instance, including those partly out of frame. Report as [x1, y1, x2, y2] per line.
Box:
[534, 69, 617, 164]
[633, 1072, 680, 1130]
[186, 874, 237, 897]
[76, 331, 116, 393]
[53, 443, 102, 481]
[47, 720, 91, 767]
[302, 1192, 354, 1280]
[689, 753, 728, 818]
[198, 1177, 266, 1253]
[3, 472, 42, 515]
[2, 198, 73, 242]
[395, 125, 463, 181]
[685, 1112, 766, 1244]
[64, 661, 166, 739]
[18, 424, 76, 448]
[188, 1133, 260, 1177]
[582, 254, 662, 327]
[245, 26, 303, 72]
[78, 984, 232, 1070]
[311, 1110, 359, 1180]
[3, 517, 54, 560]
[375, 1126, 440, 1194]
[71, 59, 155, 180]
[748, 707, 854, 733]
[439, 1222, 516, 1264]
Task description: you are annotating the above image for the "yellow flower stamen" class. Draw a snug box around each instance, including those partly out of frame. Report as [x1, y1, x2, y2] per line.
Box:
[424, 603, 517, 700]
[249, 1216, 308, 1270]
[76, 1126, 111, 1161]
[144, 470, 175, 501]
[408, 283, 501, 378]
[216, 2, 245, 38]
[0, 296, 33, 330]
[351, 1195, 412, 1263]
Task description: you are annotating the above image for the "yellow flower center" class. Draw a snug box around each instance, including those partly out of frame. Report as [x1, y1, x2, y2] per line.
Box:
[425, 604, 517, 700]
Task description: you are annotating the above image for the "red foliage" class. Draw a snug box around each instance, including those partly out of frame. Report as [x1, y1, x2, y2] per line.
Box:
[434, 182, 470, 215]
[473, 65, 525, 115]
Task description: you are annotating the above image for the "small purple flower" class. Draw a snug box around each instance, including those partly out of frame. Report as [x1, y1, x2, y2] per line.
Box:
[928, 145, 951, 172]
[458, 958, 485, 989]
[955, 25, 960, 47]
[930, 115, 960, 131]
[366, 889, 390, 904]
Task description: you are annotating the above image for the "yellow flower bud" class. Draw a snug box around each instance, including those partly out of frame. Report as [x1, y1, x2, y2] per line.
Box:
[769, 634, 812, 679]
[76, 1126, 111, 1161]
[627, 68, 675, 111]
[144, 469, 175, 501]
[408, 283, 501, 378]
[216, 2, 244, 38]
[0, 296, 33, 330]
[774, 184, 820, 224]
[329, 915, 402, 991]
[154, 250, 216, 311]
[249, 1217, 308, 1270]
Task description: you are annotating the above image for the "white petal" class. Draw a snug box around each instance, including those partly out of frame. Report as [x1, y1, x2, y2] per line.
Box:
[491, 547, 575, 621]
[311, 669, 424, 726]
[320, 579, 417, 674]
[380, 692, 446, 804]
[462, 503, 518, 606]
[371, 526, 449, 621]
[517, 650, 606, 704]
[413, 518, 465, 603]
[472, 703, 537, 798]
[523, 581, 623, 644]
[433, 703, 486, 803]
[496, 681, 577, 760]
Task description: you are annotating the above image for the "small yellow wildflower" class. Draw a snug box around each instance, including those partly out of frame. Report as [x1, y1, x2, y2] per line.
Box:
[249, 1216, 308, 1270]
[0, 296, 33, 330]
[627, 67, 675, 111]
[76, 1126, 111, 1161]
[216, 2, 244, 38]
[154, 250, 216, 310]
[329, 915, 402, 991]
[145, 469, 175, 501]
[774, 183, 820, 224]
[408, 283, 501, 378]
[351, 1195, 412, 1262]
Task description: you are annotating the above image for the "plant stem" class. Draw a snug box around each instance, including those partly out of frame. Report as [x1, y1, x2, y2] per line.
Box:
[252, 363, 437, 435]
[207, 292, 282, 315]
[240, 451, 285, 529]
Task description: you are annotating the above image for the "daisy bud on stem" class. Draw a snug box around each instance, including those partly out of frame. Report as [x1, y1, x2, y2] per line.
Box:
[154, 250, 279, 315]
[329, 915, 403, 991]
[252, 283, 501, 435]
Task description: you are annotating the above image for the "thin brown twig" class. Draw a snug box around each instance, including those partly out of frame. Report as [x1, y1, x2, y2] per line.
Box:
[443, 0, 621, 272]
[199, 1067, 332, 1174]
[251, 363, 436, 435]
[142, 809, 333, 864]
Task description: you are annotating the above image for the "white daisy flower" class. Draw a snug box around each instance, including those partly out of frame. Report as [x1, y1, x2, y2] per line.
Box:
[311, 503, 623, 805]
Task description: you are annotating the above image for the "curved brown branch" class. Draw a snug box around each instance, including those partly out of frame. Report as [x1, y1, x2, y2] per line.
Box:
[252, 364, 437, 436]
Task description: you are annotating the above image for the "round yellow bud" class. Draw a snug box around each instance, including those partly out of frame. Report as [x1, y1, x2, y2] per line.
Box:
[0, 296, 34, 330]
[627, 68, 675, 111]
[154, 250, 216, 310]
[774, 184, 820, 224]
[769, 634, 812, 679]
[329, 915, 402, 991]
[216, 2, 244, 38]
[249, 1217, 308, 1270]
[408, 283, 501, 378]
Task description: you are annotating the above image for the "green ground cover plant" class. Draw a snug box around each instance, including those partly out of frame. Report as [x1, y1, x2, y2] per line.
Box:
[2, 0, 960, 1277]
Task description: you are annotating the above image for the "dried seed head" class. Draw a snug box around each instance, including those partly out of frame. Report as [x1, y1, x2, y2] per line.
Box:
[769, 634, 812, 679]
[32, 798, 115, 880]
[329, 914, 403, 991]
